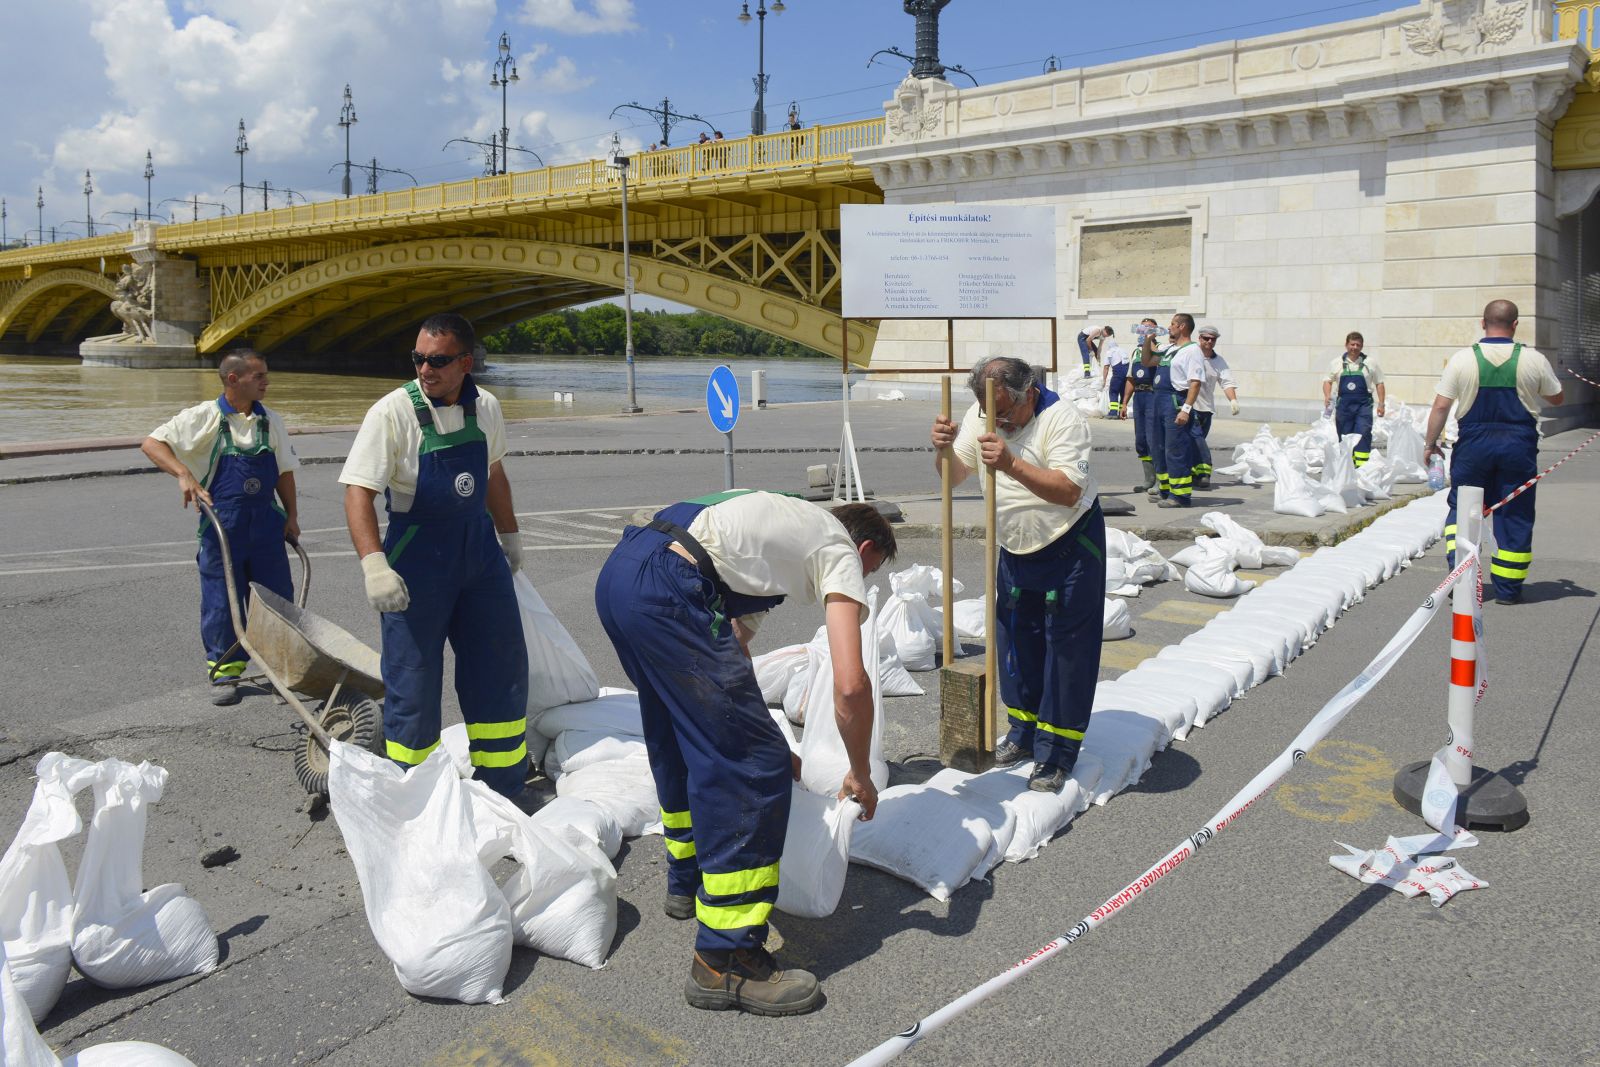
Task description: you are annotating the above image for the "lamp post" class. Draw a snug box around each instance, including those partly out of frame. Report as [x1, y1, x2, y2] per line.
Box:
[609, 133, 641, 414]
[83, 170, 95, 237]
[36, 187, 44, 244]
[234, 119, 249, 214]
[143, 150, 155, 220]
[338, 84, 358, 197]
[489, 32, 520, 176]
[1, 199, 7, 248]
[737, 0, 785, 136]
[161, 195, 227, 222]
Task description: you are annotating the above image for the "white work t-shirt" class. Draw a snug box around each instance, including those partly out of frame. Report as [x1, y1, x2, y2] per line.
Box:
[1102, 341, 1130, 368]
[148, 399, 300, 485]
[686, 491, 869, 624]
[1166, 342, 1206, 395]
[1195, 354, 1237, 413]
[338, 381, 509, 512]
[1325, 354, 1385, 387]
[952, 395, 1098, 555]
[1436, 341, 1560, 420]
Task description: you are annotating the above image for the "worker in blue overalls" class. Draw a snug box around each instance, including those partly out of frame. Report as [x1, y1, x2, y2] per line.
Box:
[1152, 313, 1205, 508]
[1075, 327, 1098, 378]
[1424, 299, 1565, 605]
[1121, 333, 1161, 494]
[932, 356, 1106, 793]
[339, 313, 529, 797]
[595, 491, 891, 1016]
[1098, 326, 1130, 419]
[143, 350, 299, 706]
[1321, 332, 1386, 467]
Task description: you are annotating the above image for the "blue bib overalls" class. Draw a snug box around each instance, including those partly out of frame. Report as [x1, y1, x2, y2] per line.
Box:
[378, 378, 529, 798]
[1107, 361, 1129, 416]
[1130, 361, 1158, 475]
[1147, 358, 1173, 498]
[196, 398, 292, 683]
[594, 490, 793, 954]
[1336, 358, 1375, 467]
[1161, 352, 1196, 505]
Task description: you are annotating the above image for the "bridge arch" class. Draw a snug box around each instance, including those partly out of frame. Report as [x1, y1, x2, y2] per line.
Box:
[0, 269, 118, 345]
[202, 237, 875, 365]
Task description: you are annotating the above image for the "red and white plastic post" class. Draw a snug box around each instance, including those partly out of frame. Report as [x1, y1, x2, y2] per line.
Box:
[1441, 484, 1481, 789]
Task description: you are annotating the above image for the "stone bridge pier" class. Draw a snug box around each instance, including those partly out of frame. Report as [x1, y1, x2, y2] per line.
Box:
[79, 222, 210, 367]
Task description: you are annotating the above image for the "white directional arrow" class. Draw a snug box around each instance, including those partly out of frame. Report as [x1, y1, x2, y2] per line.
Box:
[712, 378, 735, 420]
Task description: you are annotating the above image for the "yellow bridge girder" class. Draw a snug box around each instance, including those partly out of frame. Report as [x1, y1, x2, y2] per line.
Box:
[0, 269, 118, 345]
[199, 237, 877, 365]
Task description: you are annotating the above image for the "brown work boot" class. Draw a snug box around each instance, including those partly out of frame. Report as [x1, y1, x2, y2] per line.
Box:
[685, 947, 821, 1016]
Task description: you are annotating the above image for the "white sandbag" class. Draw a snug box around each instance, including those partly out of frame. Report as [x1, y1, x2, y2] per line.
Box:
[1086, 709, 1169, 762]
[888, 564, 963, 602]
[848, 784, 999, 901]
[0, 754, 93, 1022]
[1387, 417, 1429, 482]
[513, 572, 600, 713]
[955, 765, 1083, 863]
[878, 653, 925, 697]
[1103, 597, 1133, 640]
[775, 786, 861, 919]
[533, 689, 644, 740]
[1190, 625, 1286, 677]
[921, 770, 1015, 874]
[2, 934, 60, 1067]
[931, 599, 987, 641]
[1356, 451, 1398, 500]
[1079, 732, 1147, 802]
[1177, 633, 1273, 687]
[799, 589, 889, 796]
[1259, 545, 1302, 567]
[1320, 435, 1368, 510]
[1169, 541, 1211, 569]
[1093, 683, 1197, 742]
[328, 743, 511, 1003]
[878, 592, 939, 672]
[1120, 661, 1231, 729]
[781, 645, 824, 724]
[467, 782, 617, 970]
[1069, 752, 1106, 809]
[554, 753, 661, 839]
[1272, 455, 1325, 518]
[62, 1044, 198, 1067]
[529, 796, 623, 860]
[545, 731, 648, 779]
[1155, 644, 1251, 693]
[1184, 545, 1253, 599]
[1198, 512, 1277, 570]
[1204, 619, 1298, 669]
[1242, 578, 1342, 630]
[69, 760, 219, 990]
[1227, 603, 1319, 652]
[768, 706, 801, 755]
[1104, 557, 1143, 598]
[753, 645, 810, 705]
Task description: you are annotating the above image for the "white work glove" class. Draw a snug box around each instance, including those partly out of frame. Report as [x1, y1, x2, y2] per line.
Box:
[499, 531, 524, 574]
[1230, 398, 1240, 416]
[361, 552, 410, 613]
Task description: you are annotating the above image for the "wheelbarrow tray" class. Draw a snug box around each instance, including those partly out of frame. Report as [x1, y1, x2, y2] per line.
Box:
[244, 582, 384, 699]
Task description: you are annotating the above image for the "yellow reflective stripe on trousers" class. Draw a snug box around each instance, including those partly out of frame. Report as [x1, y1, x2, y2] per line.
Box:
[1490, 563, 1528, 580]
[386, 738, 440, 765]
[470, 743, 528, 768]
[1037, 721, 1086, 740]
[1497, 549, 1533, 564]
[695, 898, 773, 930]
[465, 718, 527, 740]
[700, 862, 780, 896]
[660, 808, 693, 830]
[1007, 706, 1038, 724]
[208, 660, 247, 678]
[664, 837, 698, 860]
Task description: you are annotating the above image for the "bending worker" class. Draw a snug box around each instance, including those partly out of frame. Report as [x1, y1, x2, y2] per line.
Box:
[1322, 331, 1385, 467]
[142, 349, 299, 706]
[339, 312, 530, 797]
[1424, 299, 1563, 605]
[1150, 313, 1205, 508]
[1075, 325, 1100, 378]
[595, 490, 892, 1016]
[931, 356, 1105, 793]
[1192, 324, 1240, 491]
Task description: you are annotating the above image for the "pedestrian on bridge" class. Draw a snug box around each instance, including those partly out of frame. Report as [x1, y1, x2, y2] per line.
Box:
[1191, 324, 1239, 490]
[930, 357, 1105, 793]
[594, 489, 891, 1016]
[1322, 331, 1385, 467]
[338, 313, 530, 799]
[1425, 299, 1564, 605]
[141, 350, 300, 706]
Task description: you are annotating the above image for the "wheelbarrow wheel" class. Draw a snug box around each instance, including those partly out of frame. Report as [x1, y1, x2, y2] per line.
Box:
[294, 692, 384, 796]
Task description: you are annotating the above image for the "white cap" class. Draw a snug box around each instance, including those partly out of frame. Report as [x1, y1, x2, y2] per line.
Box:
[1197, 323, 1221, 339]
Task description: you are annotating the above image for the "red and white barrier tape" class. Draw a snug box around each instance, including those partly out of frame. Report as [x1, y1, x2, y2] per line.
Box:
[1481, 427, 1600, 516]
[1566, 368, 1600, 391]
[845, 549, 1481, 1067]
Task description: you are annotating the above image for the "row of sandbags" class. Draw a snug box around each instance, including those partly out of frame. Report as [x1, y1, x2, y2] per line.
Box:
[1217, 410, 1432, 518]
[829, 492, 1450, 902]
[0, 756, 219, 1025]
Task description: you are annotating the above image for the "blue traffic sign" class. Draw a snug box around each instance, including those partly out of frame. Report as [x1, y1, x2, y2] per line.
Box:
[706, 365, 740, 433]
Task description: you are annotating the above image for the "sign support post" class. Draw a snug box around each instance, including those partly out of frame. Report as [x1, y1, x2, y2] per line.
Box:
[705, 365, 740, 490]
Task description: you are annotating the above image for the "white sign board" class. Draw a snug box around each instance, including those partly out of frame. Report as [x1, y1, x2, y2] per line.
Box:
[841, 204, 1057, 319]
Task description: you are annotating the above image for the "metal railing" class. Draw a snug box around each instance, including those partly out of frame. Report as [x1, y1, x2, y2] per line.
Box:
[1556, 0, 1600, 52]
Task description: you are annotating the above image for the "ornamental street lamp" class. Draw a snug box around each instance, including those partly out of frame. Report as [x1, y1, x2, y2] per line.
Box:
[737, 0, 785, 136]
[489, 33, 520, 176]
[36, 187, 44, 244]
[143, 149, 155, 220]
[83, 170, 95, 237]
[608, 98, 711, 149]
[608, 133, 642, 414]
[161, 195, 227, 222]
[234, 119, 249, 214]
[1, 199, 7, 247]
[338, 84, 358, 197]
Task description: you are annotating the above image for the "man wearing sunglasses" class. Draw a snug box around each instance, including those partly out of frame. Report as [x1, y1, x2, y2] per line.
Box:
[338, 313, 530, 798]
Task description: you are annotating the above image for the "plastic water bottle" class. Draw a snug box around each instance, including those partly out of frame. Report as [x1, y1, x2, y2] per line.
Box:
[1427, 454, 1446, 491]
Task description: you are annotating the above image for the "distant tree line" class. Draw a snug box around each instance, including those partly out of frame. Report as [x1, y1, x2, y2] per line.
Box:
[482, 305, 828, 359]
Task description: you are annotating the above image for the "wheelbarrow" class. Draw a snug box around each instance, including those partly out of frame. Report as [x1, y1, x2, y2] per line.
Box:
[198, 499, 386, 796]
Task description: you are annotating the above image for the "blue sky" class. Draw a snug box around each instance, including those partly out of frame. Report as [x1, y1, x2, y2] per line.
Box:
[0, 0, 1416, 244]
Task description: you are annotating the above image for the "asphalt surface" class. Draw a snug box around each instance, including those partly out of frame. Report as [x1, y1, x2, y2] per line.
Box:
[1, 398, 1596, 1066]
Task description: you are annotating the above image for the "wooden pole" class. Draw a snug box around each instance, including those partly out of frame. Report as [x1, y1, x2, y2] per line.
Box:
[983, 376, 999, 752]
[941, 322, 955, 667]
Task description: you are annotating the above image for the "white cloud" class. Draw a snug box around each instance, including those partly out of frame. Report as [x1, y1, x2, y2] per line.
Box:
[517, 0, 637, 35]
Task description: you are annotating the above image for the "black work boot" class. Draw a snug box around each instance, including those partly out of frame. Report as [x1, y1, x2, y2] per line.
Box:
[210, 682, 242, 707]
[685, 947, 822, 1016]
[1136, 459, 1157, 493]
[992, 738, 1027, 767]
[665, 893, 695, 920]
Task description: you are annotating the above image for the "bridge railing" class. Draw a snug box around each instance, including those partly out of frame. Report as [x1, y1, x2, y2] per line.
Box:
[1557, 0, 1600, 53]
[145, 116, 883, 245]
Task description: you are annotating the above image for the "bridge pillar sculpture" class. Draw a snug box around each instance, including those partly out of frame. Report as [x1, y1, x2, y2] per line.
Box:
[80, 221, 209, 367]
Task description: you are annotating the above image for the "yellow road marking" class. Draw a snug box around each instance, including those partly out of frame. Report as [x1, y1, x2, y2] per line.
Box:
[425, 985, 693, 1067]
[1275, 739, 1399, 824]
[1235, 570, 1280, 586]
[1140, 600, 1231, 625]
[1099, 640, 1165, 671]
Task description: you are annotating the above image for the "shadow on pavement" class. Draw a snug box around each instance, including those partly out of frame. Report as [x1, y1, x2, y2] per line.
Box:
[1498, 600, 1598, 787]
[1513, 577, 1594, 604]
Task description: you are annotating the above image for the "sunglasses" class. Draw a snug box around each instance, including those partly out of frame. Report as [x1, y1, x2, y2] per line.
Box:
[411, 350, 467, 369]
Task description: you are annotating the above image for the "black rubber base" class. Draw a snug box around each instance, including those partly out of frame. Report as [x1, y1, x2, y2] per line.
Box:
[1392, 760, 1530, 832]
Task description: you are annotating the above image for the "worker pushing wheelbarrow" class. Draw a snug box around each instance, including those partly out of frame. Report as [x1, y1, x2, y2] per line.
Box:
[198, 499, 385, 795]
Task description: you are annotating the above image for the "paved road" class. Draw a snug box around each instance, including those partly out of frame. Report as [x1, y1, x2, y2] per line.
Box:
[1, 404, 1595, 1066]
